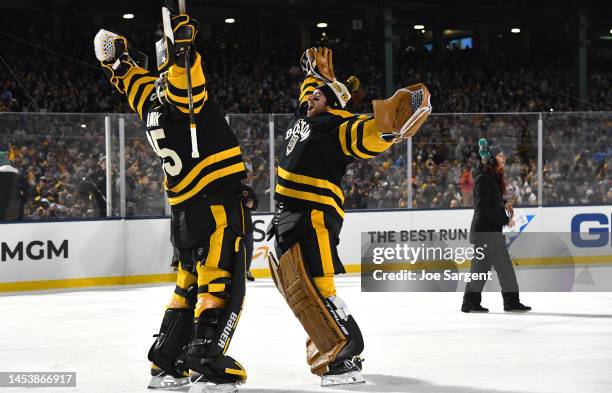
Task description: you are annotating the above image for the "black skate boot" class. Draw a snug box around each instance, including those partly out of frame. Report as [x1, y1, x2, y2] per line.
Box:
[321, 357, 365, 387]
[246, 271, 255, 282]
[461, 303, 489, 313]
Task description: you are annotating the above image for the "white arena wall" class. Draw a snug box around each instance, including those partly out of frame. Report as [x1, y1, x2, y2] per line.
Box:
[1, 205, 611, 292]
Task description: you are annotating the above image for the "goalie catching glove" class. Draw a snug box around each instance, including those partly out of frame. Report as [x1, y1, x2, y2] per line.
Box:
[373, 83, 432, 143]
[93, 29, 137, 93]
[300, 47, 351, 109]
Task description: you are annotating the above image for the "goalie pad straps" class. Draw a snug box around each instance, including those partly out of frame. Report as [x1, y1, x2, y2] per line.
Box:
[148, 308, 193, 377]
[268, 244, 348, 375]
[373, 83, 432, 142]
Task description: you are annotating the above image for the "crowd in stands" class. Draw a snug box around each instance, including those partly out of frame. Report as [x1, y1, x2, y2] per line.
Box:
[0, 29, 610, 220]
[342, 113, 610, 210]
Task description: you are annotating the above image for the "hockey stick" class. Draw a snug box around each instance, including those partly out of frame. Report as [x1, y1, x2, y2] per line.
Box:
[178, 0, 199, 158]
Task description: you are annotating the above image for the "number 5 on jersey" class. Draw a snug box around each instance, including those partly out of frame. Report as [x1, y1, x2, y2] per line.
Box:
[146, 128, 183, 177]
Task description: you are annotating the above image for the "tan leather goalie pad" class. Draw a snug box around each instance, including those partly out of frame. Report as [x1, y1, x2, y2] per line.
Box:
[268, 244, 347, 375]
[373, 83, 432, 142]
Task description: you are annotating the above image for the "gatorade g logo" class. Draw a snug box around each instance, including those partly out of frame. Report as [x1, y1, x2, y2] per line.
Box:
[571, 213, 611, 247]
[217, 312, 238, 349]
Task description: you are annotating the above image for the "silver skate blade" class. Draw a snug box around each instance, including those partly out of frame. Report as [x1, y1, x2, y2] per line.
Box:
[147, 374, 190, 389]
[188, 382, 238, 393]
[321, 371, 366, 387]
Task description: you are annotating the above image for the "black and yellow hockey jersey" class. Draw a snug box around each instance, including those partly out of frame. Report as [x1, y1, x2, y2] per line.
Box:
[274, 76, 394, 224]
[113, 52, 246, 206]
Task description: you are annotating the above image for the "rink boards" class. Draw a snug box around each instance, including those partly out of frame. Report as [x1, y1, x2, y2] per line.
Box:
[1, 205, 611, 292]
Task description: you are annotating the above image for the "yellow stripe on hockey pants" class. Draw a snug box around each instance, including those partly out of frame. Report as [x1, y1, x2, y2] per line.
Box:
[195, 205, 232, 317]
[311, 210, 337, 298]
[167, 263, 197, 309]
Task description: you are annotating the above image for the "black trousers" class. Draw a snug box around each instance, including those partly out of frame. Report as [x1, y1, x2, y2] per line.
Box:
[463, 234, 520, 306]
[244, 231, 254, 271]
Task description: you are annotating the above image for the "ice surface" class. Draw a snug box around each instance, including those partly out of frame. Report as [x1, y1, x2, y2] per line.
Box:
[1, 276, 611, 393]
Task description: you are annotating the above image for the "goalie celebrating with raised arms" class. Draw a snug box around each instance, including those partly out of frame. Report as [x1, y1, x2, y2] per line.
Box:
[267, 47, 431, 386]
[94, 9, 248, 393]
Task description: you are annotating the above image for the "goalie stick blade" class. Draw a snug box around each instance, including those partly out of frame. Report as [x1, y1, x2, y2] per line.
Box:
[321, 370, 366, 387]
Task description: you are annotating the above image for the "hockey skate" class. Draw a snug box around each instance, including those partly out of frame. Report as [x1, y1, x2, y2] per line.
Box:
[187, 373, 239, 393]
[321, 357, 365, 387]
[147, 367, 190, 389]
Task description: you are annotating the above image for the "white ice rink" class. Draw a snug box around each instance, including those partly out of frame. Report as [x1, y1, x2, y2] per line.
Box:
[1, 276, 611, 393]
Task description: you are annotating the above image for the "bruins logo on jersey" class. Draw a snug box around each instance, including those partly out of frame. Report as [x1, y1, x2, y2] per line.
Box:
[285, 119, 311, 156]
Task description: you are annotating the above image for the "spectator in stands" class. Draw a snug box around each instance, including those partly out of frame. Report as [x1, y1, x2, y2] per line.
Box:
[459, 166, 474, 206]
[0, 151, 19, 220]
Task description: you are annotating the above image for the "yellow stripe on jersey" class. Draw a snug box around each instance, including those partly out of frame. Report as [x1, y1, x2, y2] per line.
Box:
[122, 68, 149, 91]
[277, 166, 344, 203]
[109, 65, 155, 120]
[136, 84, 156, 119]
[274, 184, 344, 218]
[166, 52, 207, 114]
[339, 119, 367, 158]
[339, 117, 393, 159]
[127, 76, 157, 109]
[165, 87, 207, 105]
[166, 146, 242, 193]
[171, 101, 205, 115]
[326, 109, 354, 118]
[125, 75, 156, 119]
[168, 162, 246, 205]
[167, 53, 206, 89]
[361, 117, 393, 153]
[348, 119, 372, 159]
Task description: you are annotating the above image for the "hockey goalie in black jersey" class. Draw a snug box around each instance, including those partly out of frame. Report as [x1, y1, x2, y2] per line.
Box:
[268, 47, 431, 386]
[94, 13, 248, 393]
